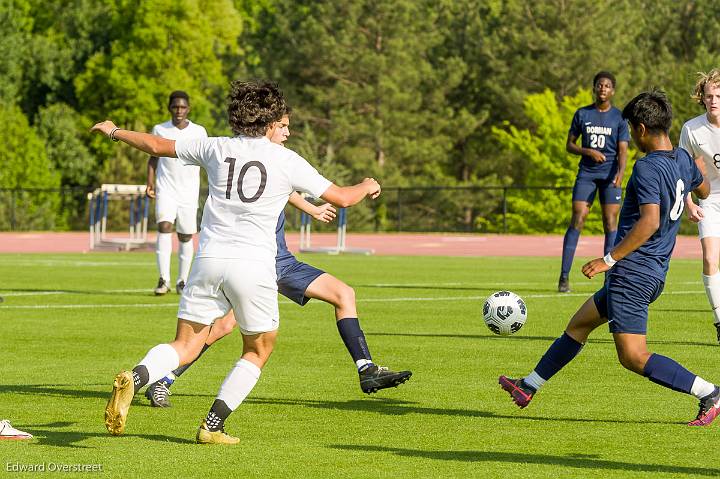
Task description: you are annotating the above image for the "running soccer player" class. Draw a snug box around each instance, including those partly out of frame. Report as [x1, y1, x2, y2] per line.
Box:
[93, 81, 383, 444]
[500, 90, 720, 426]
[146, 91, 208, 295]
[143, 109, 411, 407]
[680, 69, 720, 343]
[559, 71, 630, 293]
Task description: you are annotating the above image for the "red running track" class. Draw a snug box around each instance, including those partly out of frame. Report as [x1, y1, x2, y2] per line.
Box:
[0, 231, 704, 259]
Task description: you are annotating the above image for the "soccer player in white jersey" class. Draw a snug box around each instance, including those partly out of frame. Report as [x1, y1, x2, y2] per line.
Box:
[143, 108, 411, 408]
[680, 69, 720, 343]
[146, 91, 208, 295]
[92, 81, 382, 444]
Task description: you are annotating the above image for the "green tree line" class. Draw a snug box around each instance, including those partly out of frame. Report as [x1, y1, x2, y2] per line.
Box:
[1, 0, 719, 231]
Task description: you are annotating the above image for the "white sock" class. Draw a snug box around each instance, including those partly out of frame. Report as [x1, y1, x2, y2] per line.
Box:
[216, 359, 261, 411]
[356, 359, 373, 371]
[156, 233, 173, 283]
[177, 239, 194, 284]
[523, 370, 546, 391]
[703, 273, 720, 324]
[138, 344, 180, 385]
[691, 375, 716, 399]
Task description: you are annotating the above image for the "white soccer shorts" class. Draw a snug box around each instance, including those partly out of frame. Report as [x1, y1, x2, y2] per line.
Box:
[698, 196, 720, 239]
[177, 257, 279, 335]
[155, 193, 198, 234]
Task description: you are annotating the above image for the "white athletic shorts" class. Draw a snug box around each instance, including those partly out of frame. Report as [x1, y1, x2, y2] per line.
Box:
[177, 257, 279, 335]
[698, 196, 720, 239]
[155, 193, 198, 234]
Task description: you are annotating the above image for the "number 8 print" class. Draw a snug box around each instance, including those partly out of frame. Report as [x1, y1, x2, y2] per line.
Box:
[669, 179, 685, 221]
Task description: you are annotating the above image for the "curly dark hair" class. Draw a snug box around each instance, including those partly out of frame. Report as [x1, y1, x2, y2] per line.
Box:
[227, 81, 286, 137]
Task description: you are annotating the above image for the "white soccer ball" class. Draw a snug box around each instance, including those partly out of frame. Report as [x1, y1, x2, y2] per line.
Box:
[483, 291, 527, 336]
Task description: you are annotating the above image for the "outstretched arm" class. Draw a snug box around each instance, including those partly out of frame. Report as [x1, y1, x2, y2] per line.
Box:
[91, 120, 177, 158]
[320, 178, 381, 208]
[288, 192, 336, 223]
[581, 203, 659, 279]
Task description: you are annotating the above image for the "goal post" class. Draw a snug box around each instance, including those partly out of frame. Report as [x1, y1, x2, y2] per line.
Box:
[88, 184, 151, 251]
[299, 204, 373, 255]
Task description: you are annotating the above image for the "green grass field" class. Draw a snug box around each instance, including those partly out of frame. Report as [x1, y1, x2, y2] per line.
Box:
[1, 252, 719, 478]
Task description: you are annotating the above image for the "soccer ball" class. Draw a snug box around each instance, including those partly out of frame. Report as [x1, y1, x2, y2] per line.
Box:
[483, 291, 527, 336]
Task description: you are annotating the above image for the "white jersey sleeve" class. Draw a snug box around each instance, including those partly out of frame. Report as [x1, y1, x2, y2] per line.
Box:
[175, 137, 215, 168]
[287, 151, 333, 198]
[679, 123, 700, 158]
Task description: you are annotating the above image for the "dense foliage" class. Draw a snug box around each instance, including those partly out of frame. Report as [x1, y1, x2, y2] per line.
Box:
[1, 0, 718, 231]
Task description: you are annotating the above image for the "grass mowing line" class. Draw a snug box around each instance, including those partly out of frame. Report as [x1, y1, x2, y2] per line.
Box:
[0, 288, 152, 297]
[0, 289, 708, 310]
[0, 260, 153, 267]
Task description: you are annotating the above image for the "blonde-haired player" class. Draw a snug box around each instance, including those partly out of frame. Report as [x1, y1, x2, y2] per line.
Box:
[681, 69, 720, 342]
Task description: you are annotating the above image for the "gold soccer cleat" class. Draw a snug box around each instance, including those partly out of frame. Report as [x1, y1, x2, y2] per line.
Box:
[105, 371, 135, 435]
[196, 421, 240, 445]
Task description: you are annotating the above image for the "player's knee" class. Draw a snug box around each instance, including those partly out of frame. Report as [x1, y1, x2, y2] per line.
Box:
[177, 233, 193, 243]
[215, 316, 236, 337]
[602, 216, 618, 231]
[241, 332, 277, 366]
[616, 349, 647, 374]
[335, 284, 356, 309]
[703, 255, 720, 273]
[157, 221, 173, 234]
[570, 216, 586, 230]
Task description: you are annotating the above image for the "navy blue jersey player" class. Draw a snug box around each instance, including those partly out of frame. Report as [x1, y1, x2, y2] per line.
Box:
[559, 71, 630, 293]
[500, 90, 720, 426]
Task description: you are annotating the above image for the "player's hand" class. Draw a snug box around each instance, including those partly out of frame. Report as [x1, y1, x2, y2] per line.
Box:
[612, 172, 624, 187]
[582, 257, 610, 279]
[363, 177, 381, 199]
[312, 203, 336, 223]
[589, 150, 606, 163]
[687, 202, 704, 223]
[146, 183, 156, 199]
[90, 120, 118, 138]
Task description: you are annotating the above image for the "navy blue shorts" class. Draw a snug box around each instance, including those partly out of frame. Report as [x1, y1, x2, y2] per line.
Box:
[572, 167, 622, 205]
[277, 260, 325, 306]
[593, 271, 664, 334]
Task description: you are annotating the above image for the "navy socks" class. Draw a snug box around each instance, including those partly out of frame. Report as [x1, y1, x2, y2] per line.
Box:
[604, 230, 617, 255]
[561, 227, 581, 277]
[172, 343, 211, 378]
[336, 318, 373, 367]
[643, 353, 695, 394]
[534, 332, 584, 381]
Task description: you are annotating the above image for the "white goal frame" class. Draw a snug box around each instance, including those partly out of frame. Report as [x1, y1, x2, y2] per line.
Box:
[88, 184, 151, 251]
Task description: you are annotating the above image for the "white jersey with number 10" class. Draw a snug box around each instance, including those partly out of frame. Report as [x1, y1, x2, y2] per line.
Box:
[175, 136, 331, 263]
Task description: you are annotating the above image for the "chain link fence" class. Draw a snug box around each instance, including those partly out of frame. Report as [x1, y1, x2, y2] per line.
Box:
[0, 186, 700, 235]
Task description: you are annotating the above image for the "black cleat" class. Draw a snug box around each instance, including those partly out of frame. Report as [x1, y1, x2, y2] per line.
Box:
[144, 380, 172, 407]
[715, 322, 720, 345]
[176, 280, 186, 295]
[558, 276, 571, 293]
[359, 365, 412, 394]
[154, 277, 170, 296]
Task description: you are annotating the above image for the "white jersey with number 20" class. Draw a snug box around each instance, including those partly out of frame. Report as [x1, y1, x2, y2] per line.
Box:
[175, 136, 331, 264]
